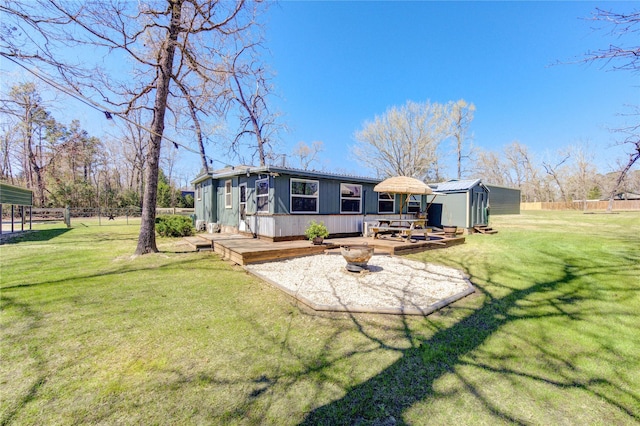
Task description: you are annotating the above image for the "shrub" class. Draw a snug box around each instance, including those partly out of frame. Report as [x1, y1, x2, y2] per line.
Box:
[304, 220, 330, 241]
[155, 215, 194, 237]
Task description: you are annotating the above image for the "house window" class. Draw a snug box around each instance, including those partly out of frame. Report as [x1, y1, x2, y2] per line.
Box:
[378, 192, 395, 213]
[224, 180, 232, 208]
[256, 178, 269, 213]
[291, 178, 319, 213]
[408, 194, 421, 214]
[196, 183, 202, 200]
[340, 183, 362, 213]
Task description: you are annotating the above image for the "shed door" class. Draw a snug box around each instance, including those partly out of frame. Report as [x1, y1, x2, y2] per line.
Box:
[473, 192, 488, 225]
[239, 183, 247, 232]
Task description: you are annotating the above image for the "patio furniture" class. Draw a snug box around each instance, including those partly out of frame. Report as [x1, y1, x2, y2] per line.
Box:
[370, 219, 427, 242]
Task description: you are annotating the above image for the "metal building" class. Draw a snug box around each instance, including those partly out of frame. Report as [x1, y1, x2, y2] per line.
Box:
[426, 179, 490, 231]
[1, 183, 34, 235]
[485, 184, 521, 215]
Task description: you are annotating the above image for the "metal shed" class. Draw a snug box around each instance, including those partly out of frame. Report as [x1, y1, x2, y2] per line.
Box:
[1, 182, 34, 235]
[426, 179, 490, 231]
[485, 184, 521, 215]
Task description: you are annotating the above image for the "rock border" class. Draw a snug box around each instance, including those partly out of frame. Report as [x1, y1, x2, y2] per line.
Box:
[245, 253, 475, 316]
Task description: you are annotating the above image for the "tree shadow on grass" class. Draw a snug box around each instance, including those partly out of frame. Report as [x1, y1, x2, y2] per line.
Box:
[297, 251, 640, 425]
[0, 252, 228, 291]
[0, 228, 71, 244]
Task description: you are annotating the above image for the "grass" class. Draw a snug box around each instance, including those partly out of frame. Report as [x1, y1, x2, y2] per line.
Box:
[1, 212, 639, 425]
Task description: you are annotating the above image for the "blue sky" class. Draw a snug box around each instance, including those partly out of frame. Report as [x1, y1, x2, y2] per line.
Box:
[262, 1, 638, 177]
[2, 1, 637, 181]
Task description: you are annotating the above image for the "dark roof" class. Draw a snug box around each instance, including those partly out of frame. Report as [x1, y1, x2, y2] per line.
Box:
[192, 165, 381, 185]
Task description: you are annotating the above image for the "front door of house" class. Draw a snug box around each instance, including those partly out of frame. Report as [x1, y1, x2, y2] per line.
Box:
[239, 183, 247, 232]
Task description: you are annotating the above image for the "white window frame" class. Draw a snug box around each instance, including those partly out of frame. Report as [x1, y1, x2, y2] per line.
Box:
[196, 183, 202, 201]
[408, 194, 421, 214]
[290, 178, 319, 214]
[224, 180, 232, 209]
[256, 178, 269, 213]
[340, 183, 362, 214]
[378, 192, 395, 214]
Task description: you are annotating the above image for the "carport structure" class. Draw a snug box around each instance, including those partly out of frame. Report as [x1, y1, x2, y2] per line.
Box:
[1, 183, 33, 235]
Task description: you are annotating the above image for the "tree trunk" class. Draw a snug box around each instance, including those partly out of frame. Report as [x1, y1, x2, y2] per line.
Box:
[606, 146, 640, 213]
[135, 0, 182, 255]
[24, 112, 46, 207]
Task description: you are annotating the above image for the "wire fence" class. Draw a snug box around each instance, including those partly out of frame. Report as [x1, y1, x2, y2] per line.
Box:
[2, 207, 196, 231]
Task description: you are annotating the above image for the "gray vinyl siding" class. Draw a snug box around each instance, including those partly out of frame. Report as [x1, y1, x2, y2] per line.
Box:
[196, 178, 216, 223]
[236, 175, 275, 215]
[217, 177, 238, 226]
[0, 183, 33, 206]
[273, 175, 290, 214]
[363, 188, 380, 214]
[272, 174, 379, 215]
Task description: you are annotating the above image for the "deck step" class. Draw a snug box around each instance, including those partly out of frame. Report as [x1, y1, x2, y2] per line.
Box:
[474, 225, 498, 235]
[184, 236, 214, 251]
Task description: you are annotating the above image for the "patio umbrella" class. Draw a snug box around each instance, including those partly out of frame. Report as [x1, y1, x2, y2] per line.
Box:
[374, 176, 433, 219]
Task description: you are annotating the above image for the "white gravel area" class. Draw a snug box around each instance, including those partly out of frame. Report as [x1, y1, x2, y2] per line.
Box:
[245, 253, 474, 315]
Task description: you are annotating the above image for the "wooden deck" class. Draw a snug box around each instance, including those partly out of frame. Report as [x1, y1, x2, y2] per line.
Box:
[187, 232, 465, 265]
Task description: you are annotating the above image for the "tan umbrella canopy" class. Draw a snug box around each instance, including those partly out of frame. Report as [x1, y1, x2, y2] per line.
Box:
[373, 176, 433, 195]
[374, 176, 434, 219]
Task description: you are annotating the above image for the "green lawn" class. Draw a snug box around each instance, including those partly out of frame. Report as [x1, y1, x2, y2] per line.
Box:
[1, 212, 639, 425]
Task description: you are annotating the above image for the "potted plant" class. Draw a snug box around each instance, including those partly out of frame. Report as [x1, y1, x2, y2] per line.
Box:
[305, 220, 329, 245]
[442, 207, 457, 237]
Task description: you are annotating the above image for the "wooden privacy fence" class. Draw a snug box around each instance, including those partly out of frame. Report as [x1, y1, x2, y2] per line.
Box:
[521, 200, 640, 211]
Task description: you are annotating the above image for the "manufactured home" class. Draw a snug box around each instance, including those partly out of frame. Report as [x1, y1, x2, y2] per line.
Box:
[191, 166, 429, 241]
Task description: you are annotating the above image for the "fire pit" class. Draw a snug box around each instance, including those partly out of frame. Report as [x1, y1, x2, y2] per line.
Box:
[340, 244, 374, 272]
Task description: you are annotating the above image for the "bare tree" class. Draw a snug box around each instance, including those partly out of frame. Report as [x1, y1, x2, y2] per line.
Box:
[0, 119, 18, 182]
[582, 7, 640, 211]
[1, 82, 57, 206]
[565, 143, 598, 209]
[604, 107, 640, 209]
[584, 8, 640, 73]
[226, 44, 282, 166]
[291, 141, 324, 171]
[473, 149, 510, 187]
[473, 142, 547, 202]
[504, 142, 545, 202]
[352, 100, 450, 180]
[448, 99, 475, 180]
[542, 150, 571, 203]
[119, 110, 149, 206]
[1, 0, 263, 254]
